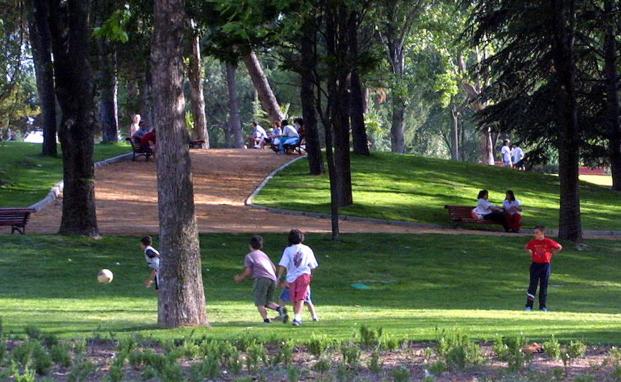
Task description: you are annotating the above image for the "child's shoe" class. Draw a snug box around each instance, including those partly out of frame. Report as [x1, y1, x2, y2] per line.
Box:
[263, 318, 271, 324]
[292, 319, 301, 327]
[524, 306, 532, 312]
[312, 316, 319, 322]
[539, 307, 548, 312]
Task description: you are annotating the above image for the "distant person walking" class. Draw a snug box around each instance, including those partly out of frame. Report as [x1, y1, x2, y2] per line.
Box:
[501, 140, 512, 167]
[511, 144, 525, 170]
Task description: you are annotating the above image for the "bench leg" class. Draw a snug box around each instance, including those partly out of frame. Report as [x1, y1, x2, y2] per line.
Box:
[11, 225, 25, 235]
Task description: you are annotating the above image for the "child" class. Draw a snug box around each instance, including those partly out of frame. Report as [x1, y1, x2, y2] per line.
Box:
[278, 281, 319, 321]
[234, 235, 288, 324]
[277, 229, 318, 326]
[524, 225, 563, 311]
[503, 190, 523, 233]
[140, 236, 160, 290]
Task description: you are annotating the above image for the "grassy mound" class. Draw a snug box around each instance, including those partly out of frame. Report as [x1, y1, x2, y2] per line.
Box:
[1, 234, 620, 343]
[0, 142, 130, 207]
[255, 153, 621, 231]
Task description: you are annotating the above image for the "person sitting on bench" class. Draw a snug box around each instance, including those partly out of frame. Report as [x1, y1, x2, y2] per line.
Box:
[248, 121, 268, 149]
[472, 189, 509, 231]
[278, 119, 299, 154]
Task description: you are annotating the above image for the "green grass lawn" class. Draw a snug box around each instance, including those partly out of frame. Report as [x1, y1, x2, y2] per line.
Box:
[0, 142, 130, 207]
[1, 233, 620, 344]
[255, 153, 621, 231]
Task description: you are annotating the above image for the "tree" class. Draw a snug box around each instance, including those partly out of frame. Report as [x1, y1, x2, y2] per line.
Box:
[348, 9, 370, 156]
[225, 61, 244, 148]
[27, 0, 57, 156]
[243, 51, 285, 124]
[151, 0, 208, 327]
[375, 0, 427, 153]
[48, 0, 99, 236]
[187, 23, 209, 147]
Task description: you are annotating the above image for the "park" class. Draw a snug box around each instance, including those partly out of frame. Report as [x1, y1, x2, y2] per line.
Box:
[0, 0, 620, 381]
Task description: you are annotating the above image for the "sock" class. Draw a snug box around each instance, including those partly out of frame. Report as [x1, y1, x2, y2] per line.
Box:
[294, 313, 301, 322]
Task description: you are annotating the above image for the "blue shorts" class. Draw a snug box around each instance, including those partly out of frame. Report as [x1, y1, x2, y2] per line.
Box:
[280, 287, 311, 303]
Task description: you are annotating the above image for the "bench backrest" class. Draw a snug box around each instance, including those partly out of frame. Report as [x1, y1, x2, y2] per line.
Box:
[0, 208, 35, 226]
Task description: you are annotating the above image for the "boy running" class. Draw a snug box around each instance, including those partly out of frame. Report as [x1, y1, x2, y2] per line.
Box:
[140, 236, 160, 290]
[524, 225, 563, 311]
[234, 235, 288, 323]
[277, 229, 318, 326]
[279, 281, 319, 321]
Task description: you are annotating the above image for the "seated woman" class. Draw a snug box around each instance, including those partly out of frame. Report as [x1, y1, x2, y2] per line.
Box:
[140, 128, 156, 152]
[269, 121, 282, 150]
[131, 121, 150, 144]
[129, 114, 141, 137]
[472, 189, 509, 231]
[278, 119, 300, 154]
[248, 121, 268, 149]
[503, 190, 522, 233]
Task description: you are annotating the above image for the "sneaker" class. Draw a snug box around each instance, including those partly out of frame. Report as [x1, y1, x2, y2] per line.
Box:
[292, 319, 301, 327]
[540, 307, 548, 312]
[263, 318, 271, 324]
[282, 313, 290, 324]
[312, 316, 319, 322]
[524, 307, 532, 312]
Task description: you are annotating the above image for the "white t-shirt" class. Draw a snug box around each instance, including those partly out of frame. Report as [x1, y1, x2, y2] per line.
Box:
[253, 125, 267, 139]
[511, 147, 524, 163]
[144, 245, 160, 271]
[501, 145, 512, 163]
[282, 124, 299, 138]
[503, 199, 522, 215]
[278, 243, 318, 283]
[472, 198, 495, 218]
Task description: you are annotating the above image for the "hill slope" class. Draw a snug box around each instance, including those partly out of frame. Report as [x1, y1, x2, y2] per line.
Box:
[255, 153, 621, 231]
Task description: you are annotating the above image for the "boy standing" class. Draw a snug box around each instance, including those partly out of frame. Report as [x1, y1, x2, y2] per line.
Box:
[524, 226, 563, 311]
[278, 229, 318, 326]
[140, 236, 160, 290]
[234, 235, 288, 323]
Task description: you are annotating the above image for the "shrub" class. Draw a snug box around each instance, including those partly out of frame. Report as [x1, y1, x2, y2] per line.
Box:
[194, 354, 219, 380]
[368, 350, 383, 374]
[359, 325, 383, 348]
[494, 335, 531, 371]
[308, 334, 330, 358]
[106, 363, 124, 382]
[391, 366, 411, 382]
[141, 365, 158, 380]
[160, 358, 183, 382]
[567, 340, 587, 359]
[313, 357, 331, 374]
[67, 356, 95, 382]
[245, 340, 267, 371]
[574, 375, 595, 382]
[273, 339, 294, 366]
[12, 341, 36, 367]
[340, 341, 361, 368]
[436, 329, 484, 371]
[13, 365, 36, 382]
[50, 343, 72, 368]
[543, 336, 561, 360]
[23, 325, 41, 340]
[31, 341, 52, 375]
[287, 365, 301, 382]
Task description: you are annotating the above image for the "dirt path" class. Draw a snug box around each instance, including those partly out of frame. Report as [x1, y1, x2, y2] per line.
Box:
[30, 149, 458, 235]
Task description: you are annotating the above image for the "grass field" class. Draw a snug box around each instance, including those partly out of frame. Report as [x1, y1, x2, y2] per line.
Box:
[580, 174, 613, 187]
[0, 142, 130, 207]
[1, 233, 620, 344]
[255, 153, 621, 231]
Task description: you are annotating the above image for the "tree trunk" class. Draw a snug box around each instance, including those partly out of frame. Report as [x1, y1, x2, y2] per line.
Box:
[28, 0, 57, 156]
[243, 51, 284, 124]
[141, 72, 155, 129]
[225, 62, 244, 148]
[450, 105, 460, 160]
[603, 0, 621, 191]
[97, 43, 119, 143]
[480, 126, 495, 165]
[48, 0, 98, 236]
[151, 0, 208, 327]
[187, 30, 209, 148]
[348, 12, 370, 156]
[300, 16, 323, 175]
[391, 93, 406, 153]
[552, 0, 582, 241]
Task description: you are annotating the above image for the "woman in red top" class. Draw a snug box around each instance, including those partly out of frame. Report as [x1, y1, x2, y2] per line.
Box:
[524, 225, 563, 311]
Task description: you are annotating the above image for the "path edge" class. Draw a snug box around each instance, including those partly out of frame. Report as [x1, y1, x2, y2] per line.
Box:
[29, 152, 133, 212]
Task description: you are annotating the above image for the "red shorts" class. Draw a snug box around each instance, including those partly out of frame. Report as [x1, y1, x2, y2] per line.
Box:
[290, 274, 311, 303]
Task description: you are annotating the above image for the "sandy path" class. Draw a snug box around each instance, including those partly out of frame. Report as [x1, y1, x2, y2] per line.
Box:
[29, 149, 457, 235]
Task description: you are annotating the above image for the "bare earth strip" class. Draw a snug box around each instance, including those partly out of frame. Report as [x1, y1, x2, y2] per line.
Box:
[26, 149, 614, 238]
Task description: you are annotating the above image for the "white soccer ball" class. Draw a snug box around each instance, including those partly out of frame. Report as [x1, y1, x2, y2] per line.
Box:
[97, 269, 113, 284]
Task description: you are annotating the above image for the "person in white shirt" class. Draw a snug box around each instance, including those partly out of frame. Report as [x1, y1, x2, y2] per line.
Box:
[248, 121, 268, 149]
[511, 144, 525, 170]
[270, 121, 282, 148]
[278, 119, 300, 154]
[501, 140, 512, 167]
[277, 229, 318, 327]
[472, 189, 509, 231]
[129, 114, 141, 138]
[503, 190, 523, 232]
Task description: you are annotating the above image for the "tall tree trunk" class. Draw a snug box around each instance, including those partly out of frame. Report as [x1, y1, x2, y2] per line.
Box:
[187, 29, 209, 148]
[348, 12, 370, 156]
[552, 0, 582, 241]
[141, 72, 155, 129]
[151, 0, 207, 328]
[28, 0, 57, 156]
[242, 51, 284, 124]
[450, 104, 460, 160]
[48, 0, 98, 236]
[225, 62, 244, 148]
[94, 0, 118, 143]
[603, 0, 621, 191]
[389, 46, 406, 153]
[300, 16, 323, 175]
[480, 126, 495, 165]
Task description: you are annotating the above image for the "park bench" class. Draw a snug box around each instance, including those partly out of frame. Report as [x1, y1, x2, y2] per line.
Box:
[125, 138, 153, 161]
[189, 140, 206, 149]
[0, 208, 36, 234]
[444, 205, 501, 228]
[283, 138, 306, 155]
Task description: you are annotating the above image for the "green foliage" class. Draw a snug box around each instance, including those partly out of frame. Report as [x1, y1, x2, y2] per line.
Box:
[93, 6, 131, 43]
[436, 329, 484, 371]
[23, 325, 41, 340]
[359, 325, 383, 348]
[273, 339, 294, 366]
[340, 341, 361, 368]
[245, 340, 267, 371]
[67, 356, 95, 382]
[368, 350, 383, 374]
[191, 354, 219, 380]
[287, 365, 301, 382]
[308, 334, 330, 358]
[543, 336, 562, 360]
[494, 335, 531, 372]
[313, 357, 331, 374]
[391, 366, 411, 382]
[50, 343, 72, 368]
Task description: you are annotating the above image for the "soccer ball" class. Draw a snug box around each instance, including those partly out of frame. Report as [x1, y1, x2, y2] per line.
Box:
[97, 269, 113, 284]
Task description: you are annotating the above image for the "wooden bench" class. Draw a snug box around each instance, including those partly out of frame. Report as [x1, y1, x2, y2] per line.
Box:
[189, 140, 206, 149]
[126, 138, 153, 161]
[283, 138, 306, 155]
[444, 205, 501, 227]
[0, 208, 36, 234]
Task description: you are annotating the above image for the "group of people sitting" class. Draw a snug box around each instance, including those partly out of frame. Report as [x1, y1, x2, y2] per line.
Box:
[473, 189, 522, 232]
[500, 139, 525, 170]
[248, 118, 305, 154]
[129, 114, 156, 152]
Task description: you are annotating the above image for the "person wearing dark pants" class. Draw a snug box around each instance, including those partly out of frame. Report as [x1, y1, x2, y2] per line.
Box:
[524, 225, 562, 311]
[473, 189, 510, 231]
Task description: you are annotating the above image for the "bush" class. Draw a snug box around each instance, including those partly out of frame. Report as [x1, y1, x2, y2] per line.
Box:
[368, 350, 383, 374]
[287, 365, 301, 382]
[340, 341, 361, 368]
[31, 341, 52, 375]
[273, 339, 294, 366]
[494, 335, 531, 371]
[359, 325, 383, 348]
[313, 357, 331, 374]
[308, 334, 330, 358]
[436, 329, 484, 371]
[245, 340, 267, 371]
[67, 356, 95, 382]
[50, 343, 72, 368]
[543, 336, 561, 360]
[23, 325, 41, 340]
[391, 366, 410, 382]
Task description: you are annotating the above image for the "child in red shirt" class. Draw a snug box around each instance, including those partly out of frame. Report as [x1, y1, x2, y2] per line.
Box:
[524, 225, 563, 311]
